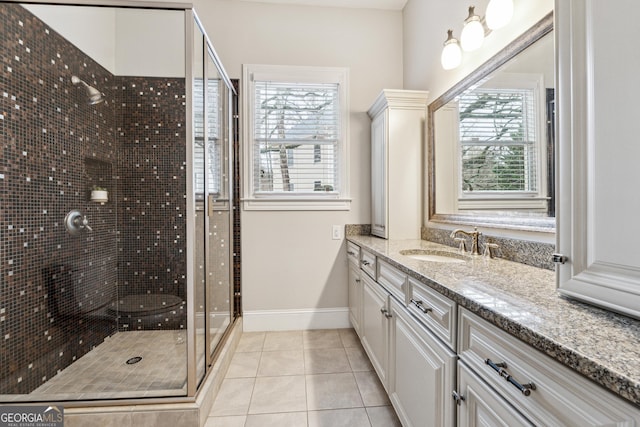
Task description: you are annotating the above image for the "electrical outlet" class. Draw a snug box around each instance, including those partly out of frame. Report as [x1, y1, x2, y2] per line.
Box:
[332, 225, 342, 240]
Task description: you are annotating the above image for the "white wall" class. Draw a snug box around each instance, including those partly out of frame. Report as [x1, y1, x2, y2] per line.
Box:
[403, 0, 553, 100]
[24, 4, 117, 73]
[23, 4, 185, 77]
[189, 0, 403, 329]
[114, 8, 185, 77]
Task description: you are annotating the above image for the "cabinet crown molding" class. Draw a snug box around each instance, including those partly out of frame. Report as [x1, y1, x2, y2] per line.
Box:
[367, 89, 429, 119]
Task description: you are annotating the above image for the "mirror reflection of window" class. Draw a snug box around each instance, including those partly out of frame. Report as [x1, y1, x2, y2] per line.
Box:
[430, 20, 555, 226]
[455, 73, 548, 213]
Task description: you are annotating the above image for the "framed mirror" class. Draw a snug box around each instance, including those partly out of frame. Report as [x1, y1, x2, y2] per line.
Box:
[428, 12, 554, 232]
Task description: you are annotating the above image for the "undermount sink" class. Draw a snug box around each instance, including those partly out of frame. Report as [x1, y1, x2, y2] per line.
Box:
[399, 249, 469, 263]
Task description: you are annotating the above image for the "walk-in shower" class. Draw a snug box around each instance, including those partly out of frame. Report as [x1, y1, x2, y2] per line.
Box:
[0, 0, 238, 412]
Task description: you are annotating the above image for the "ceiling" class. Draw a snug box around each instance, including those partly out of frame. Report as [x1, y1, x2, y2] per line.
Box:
[232, 0, 408, 11]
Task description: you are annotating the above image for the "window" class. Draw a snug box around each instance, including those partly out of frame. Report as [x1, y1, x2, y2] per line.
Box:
[456, 74, 548, 211]
[194, 78, 222, 197]
[242, 65, 350, 210]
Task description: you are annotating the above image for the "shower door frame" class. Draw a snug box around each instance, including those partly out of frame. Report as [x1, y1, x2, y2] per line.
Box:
[1, 0, 238, 405]
[189, 8, 238, 396]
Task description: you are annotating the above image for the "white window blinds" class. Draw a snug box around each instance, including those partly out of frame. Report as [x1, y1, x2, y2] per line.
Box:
[194, 78, 221, 196]
[458, 87, 537, 193]
[253, 81, 340, 194]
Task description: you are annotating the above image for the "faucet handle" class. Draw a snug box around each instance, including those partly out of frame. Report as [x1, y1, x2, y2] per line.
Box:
[454, 237, 467, 253]
[484, 243, 499, 259]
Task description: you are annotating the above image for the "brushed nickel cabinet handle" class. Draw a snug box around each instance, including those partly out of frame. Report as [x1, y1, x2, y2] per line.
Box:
[485, 358, 536, 396]
[411, 298, 432, 314]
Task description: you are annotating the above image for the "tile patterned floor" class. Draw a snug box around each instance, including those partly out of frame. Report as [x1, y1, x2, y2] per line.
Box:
[29, 330, 189, 400]
[205, 329, 402, 427]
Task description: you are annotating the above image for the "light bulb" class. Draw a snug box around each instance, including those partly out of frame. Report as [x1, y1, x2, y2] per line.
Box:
[486, 0, 513, 30]
[460, 6, 485, 52]
[441, 30, 462, 70]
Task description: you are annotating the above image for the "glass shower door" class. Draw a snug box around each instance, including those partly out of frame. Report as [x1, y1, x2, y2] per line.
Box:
[205, 48, 233, 357]
[191, 22, 207, 388]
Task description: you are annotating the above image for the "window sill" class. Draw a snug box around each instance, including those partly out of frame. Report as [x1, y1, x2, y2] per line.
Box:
[458, 196, 549, 211]
[242, 197, 352, 211]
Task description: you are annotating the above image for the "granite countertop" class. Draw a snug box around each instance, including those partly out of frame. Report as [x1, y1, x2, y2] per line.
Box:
[347, 235, 640, 407]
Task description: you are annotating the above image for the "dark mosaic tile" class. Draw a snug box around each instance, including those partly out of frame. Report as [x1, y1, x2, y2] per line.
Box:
[0, 4, 192, 394]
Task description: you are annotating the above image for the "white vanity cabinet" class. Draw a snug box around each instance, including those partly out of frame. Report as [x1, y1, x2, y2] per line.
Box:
[345, 245, 640, 426]
[367, 90, 429, 239]
[556, 0, 640, 318]
[355, 246, 458, 425]
[347, 242, 362, 337]
[456, 308, 640, 425]
[361, 272, 391, 389]
[388, 297, 456, 427]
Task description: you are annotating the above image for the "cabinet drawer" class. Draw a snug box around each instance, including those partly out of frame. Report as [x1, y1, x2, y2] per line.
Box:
[361, 249, 377, 280]
[347, 242, 360, 265]
[457, 361, 533, 427]
[408, 277, 456, 351]
[458, 308, 640, 426]
[377, 259, 407, 304]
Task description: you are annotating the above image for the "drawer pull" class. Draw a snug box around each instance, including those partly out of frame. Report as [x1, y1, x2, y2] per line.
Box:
[355, 279, 361, 283]
[411, 298, 432, 314]
[485, 358, 536, 397]
[362, 260, 371, 266]
[347, 250, 356, 256]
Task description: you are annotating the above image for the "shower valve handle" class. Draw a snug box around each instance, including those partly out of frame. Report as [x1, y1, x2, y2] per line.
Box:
[80, 216, 93, 232]
[65, 210, 93, 234]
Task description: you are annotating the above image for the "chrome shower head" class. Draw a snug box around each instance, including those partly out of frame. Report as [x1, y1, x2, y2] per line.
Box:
[71, 75, 104, 105]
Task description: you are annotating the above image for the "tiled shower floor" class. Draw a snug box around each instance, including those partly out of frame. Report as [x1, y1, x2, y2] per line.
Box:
[30, 330, 189, 400]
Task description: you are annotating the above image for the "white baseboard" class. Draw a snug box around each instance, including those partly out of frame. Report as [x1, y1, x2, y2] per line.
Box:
[242, 307, 350, 332]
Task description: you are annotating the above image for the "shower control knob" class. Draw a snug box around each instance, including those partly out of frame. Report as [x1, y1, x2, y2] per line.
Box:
[65, 210, 93, 234]
[81, 216, 93, 232]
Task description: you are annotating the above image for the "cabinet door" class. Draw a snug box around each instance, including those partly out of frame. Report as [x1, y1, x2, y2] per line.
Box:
[389, 299, 456, 427]
[556, 0, 640, 318]
[348, 261, 362, 337]
[457, 362, 533, 427]
[371, 112, 387, 239]
[361, 273, 389, 387]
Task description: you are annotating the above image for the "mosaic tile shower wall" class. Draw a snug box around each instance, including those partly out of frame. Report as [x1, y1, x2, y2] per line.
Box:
[114, 76, 187, 331]
[0, 3, 117, 394]
[0, 4, 187, 394]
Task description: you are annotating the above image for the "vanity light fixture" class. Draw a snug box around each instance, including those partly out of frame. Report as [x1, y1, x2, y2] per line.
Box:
[486, 0, 514, 30]
[441, 30, 463, 70]
[460, 6, 485, 52]
[440, 2, 514, 70]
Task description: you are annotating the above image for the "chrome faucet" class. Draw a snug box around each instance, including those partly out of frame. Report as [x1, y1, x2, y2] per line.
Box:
[450, 227, 481, 256]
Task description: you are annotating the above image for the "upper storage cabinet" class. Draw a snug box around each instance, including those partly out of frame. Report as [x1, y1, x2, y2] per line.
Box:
[556, 0, 640, 318]
[368, 90, 428, 239]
